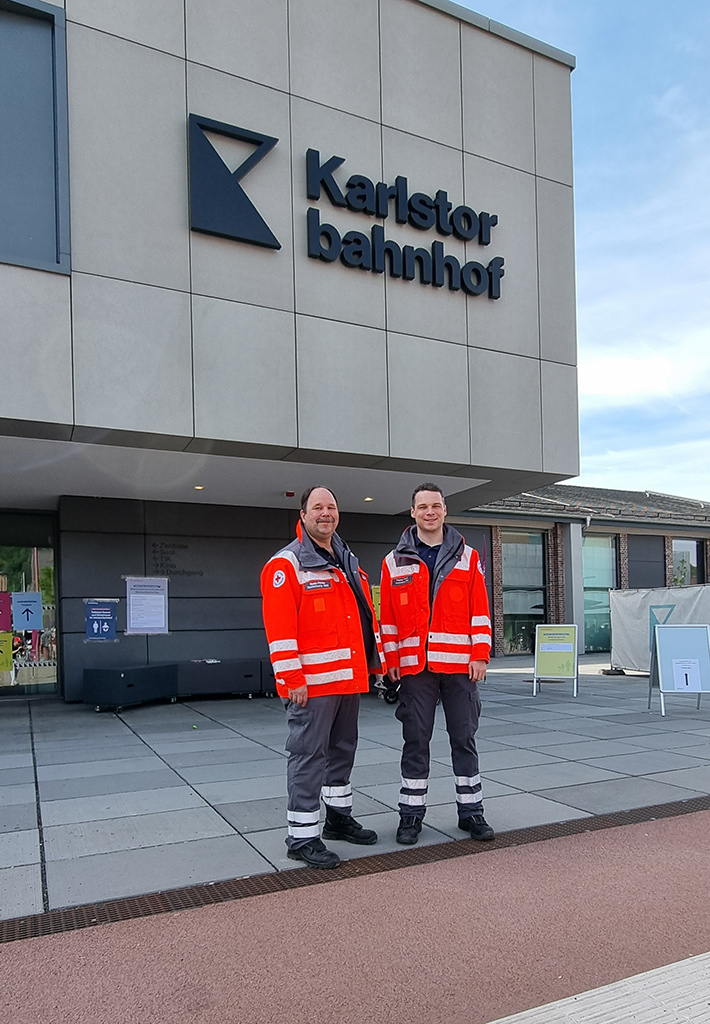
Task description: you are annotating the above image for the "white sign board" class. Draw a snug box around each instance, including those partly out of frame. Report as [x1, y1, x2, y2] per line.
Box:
[648, 624, 710, 715]
[610, 585, 710, 673]
[125, 577, 168, 635]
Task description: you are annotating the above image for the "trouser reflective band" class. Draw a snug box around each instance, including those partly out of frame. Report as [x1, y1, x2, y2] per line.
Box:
[287, 810, 320, 840]
[399, 777, 428, 817]
[455, 774, 483, 814]
[397, 671, 484, 818]
[321, 783, 352, 810]
[285, 693, 360, 849]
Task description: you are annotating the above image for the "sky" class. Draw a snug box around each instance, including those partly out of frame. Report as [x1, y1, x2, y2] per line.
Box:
[456, 0, 710, 501]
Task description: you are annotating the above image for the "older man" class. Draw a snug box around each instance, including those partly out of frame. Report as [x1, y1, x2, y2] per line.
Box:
[261, 486, 385, 869]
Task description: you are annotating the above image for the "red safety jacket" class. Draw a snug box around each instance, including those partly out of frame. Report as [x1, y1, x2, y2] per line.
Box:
[261, 522, 385, 698]
[379, 525, 491, 676]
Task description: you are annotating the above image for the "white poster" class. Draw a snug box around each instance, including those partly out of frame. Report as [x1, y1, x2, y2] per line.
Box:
[672, 658, 702, 692]
[125, 577, 168, 635]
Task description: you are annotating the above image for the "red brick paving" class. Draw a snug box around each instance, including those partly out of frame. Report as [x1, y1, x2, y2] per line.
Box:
[3, 811, 710, 1024]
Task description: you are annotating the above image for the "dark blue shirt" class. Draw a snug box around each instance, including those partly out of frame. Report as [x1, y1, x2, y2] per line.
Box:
[415, 534, 441, 598]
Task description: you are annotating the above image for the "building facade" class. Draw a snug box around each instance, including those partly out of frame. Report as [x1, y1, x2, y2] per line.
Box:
[0, 0, 578, 699]
[460, 485, 710, 657]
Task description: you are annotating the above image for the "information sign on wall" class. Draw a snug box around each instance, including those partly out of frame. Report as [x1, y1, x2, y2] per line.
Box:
[125, 578, 168, 635]
[84, 600, 118, 642]
[0, 632, 12, 672]
[11, 592, 43, 631]
[0, 593, 11, 632]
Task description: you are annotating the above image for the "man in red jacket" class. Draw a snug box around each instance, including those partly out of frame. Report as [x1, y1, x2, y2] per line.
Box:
[380, 483, 494, 845]
[261, 486, 385, 869]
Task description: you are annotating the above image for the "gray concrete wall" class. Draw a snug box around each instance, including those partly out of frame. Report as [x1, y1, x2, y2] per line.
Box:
[1, 0, 578, 485]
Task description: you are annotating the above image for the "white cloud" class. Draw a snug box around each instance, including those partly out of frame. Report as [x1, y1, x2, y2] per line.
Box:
[572, 437, 710, 502]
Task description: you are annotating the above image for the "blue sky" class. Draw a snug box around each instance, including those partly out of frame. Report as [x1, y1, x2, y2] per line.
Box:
[457, 1, 710, 500]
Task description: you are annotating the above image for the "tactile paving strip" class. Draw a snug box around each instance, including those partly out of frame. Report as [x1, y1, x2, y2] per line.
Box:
[3, 794, 710, 945]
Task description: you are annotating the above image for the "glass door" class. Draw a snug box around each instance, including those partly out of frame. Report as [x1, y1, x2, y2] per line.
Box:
[0, 542, 58, 696]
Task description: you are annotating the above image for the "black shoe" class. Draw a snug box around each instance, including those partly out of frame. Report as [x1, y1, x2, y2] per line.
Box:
[322, 809, 377, 845]
[396, 814, 423, 845]
[458, 814, 495, 841]
[287, 838, 341, 869]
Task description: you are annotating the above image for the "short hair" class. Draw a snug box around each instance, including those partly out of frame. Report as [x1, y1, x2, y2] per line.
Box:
[411, 482, 445, 508]
[300, 485, 339, 512]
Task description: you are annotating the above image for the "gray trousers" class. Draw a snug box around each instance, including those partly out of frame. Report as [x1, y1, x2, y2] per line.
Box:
[396, 670, 483, 820]
[284, 693, 360, 849]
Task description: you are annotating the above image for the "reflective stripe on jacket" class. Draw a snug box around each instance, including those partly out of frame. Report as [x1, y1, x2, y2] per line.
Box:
[261, 523, 385, 698]
[379, 524, 491, 676]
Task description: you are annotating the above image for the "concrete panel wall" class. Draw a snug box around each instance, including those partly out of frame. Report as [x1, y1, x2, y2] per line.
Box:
[6, 0, 577, 484]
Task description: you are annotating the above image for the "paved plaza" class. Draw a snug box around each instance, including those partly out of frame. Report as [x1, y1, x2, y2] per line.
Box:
[3, 654, 710, 921]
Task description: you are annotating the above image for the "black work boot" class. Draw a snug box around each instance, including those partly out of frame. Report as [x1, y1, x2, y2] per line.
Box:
[458, 813, 495, 841]
[396, 814, 423, 845]
[287, 838, 341, 869]
[322, 808, 377, 845]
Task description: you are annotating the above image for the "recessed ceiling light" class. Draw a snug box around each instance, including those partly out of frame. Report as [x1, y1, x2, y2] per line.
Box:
[194, 485, 204, 491]
[364, 496, 374, 502]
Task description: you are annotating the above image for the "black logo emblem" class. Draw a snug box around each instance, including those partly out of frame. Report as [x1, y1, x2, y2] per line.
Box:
[188, 114, 280, 250]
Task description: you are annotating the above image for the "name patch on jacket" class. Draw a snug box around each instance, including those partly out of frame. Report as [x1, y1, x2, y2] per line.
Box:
[392, 576, 413, 587]
[305, 579, 332, 591]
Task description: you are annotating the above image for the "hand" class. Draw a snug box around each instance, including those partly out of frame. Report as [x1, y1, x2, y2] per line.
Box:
[387, 666, 401, 683]
[468, 660, 486, 683]
[288, 684, 309, 706]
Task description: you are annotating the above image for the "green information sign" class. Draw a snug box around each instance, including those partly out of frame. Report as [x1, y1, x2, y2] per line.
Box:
[533, 624, 578, 697]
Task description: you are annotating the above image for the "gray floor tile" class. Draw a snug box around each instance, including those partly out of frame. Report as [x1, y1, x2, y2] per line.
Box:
[0, 783, 36, 807]
[0, 828, 40, 868]
[176, 758, 287, 785]
[34, 744, 148, 766]
[353, 746, 401, 767]
[0, 767, 35, 787]
[214, 796, 287, 833]
[475, 748, 564, 772]
[0, 753, 33, 770]
[486, 761, 624, 792]
[43, 806, 235, 860]
[623, 732, 710, 750]
[46, 834, 274, 908]
[164, 746, 285, 769]
[482, 792, 593, 832]
[191, 775, 287, 805]
[535, 777, 706, 815]
[580, 750, 709, 776]
[36, 756, 165, 781]
[0, 803, 37, 833]
[645, 764, 710, 792]
[39, 768, 184, 801]
[350, 760, 450, 787]
[540, 740, 647, 760]
[145, 738, 267, 755]
[671, 743, 710, 760]
[0, 864, 43, 920]
[41, 786, 205, 827]
[493, 731, 593, 749]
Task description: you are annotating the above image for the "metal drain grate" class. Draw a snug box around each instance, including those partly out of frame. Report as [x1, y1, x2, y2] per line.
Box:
[3, 794, 710, 945]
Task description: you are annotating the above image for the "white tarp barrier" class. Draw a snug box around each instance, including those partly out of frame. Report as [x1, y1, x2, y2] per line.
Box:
[610, 585, 710, 673]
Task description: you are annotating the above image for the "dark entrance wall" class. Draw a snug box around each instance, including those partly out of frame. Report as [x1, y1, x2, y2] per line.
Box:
[57, 497, 492, 701]
[627, 534, 665, 590]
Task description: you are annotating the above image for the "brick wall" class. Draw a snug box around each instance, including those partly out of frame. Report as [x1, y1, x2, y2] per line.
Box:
[618, 533, 629, 588]
[547, 524, 566, 623]
[664, 535, 675, 586]
[491, 525, 504, 657]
